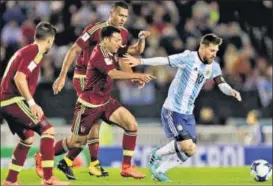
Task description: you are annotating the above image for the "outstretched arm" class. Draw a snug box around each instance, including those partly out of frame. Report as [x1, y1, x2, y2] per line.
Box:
[122, 54, 169, 67]
[214, 75, 242, 102]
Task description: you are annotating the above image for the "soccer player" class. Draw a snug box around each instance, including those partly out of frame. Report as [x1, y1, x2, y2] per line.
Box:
[123, 33, 242, 182]
[35, 1, 150, 180]
[55, 26, 154, 179]
[0, 22, 69, 185]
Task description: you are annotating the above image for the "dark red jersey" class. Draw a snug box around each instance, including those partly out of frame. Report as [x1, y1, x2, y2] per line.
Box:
[79, 44, 119, 105]
[0, 44, 43, 102]
[74, 21, 128, 75]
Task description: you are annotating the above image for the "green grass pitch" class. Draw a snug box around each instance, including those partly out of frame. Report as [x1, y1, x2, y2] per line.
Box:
[1, 167, 272, 185]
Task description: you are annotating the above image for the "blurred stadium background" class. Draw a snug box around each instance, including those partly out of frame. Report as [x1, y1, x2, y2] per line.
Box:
[0, 0, 272, 169]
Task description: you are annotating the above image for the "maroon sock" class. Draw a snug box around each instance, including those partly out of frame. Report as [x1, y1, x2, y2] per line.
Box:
[87, 138, 99, 162]
[54, 138, 68, 156]
[6, 141, 31, 182]
[40, 134, 54, 180]
[122, 131, 137, 166]
[67, 148, 83, 161]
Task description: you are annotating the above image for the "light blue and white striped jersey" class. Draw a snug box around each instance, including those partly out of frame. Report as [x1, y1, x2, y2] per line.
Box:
[163, 50, 222, 114]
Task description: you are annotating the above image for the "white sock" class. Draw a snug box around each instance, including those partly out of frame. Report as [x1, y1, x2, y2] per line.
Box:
[156, 142, 189, 173]
[155, 140, 176, 157]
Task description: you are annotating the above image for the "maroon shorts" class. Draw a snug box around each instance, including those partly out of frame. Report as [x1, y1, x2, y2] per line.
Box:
[1, 100, 52, 139]
[71, 97, 122, 136]
[72, 76, 85, 96]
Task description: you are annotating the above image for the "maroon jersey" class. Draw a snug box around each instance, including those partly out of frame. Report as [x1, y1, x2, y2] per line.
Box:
[79, 44, 119, 105]
[75, 21, 128, 75]
[0, 44, 43, 102]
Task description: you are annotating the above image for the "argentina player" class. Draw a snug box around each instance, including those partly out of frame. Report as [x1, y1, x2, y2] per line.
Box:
[123, 34, 242, 182]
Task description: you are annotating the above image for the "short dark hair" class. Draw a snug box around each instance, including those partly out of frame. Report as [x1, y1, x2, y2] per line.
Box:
[34, 21, 57, 40]
[112, 1, 129, 9]
[200, 33, 222, 46]
[101, 26, 121, 40]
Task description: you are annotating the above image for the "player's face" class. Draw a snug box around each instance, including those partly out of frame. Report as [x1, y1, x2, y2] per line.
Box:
[203, 44, 219, 64]
[110, 7, 129, 27]
[107, 32, 122, 53]
[44, 36, 55, 54]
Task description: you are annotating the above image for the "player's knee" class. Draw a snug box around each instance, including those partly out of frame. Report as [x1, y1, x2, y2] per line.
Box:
[179, 140, 196, 157]
[124, 120, 138, 131]
[21, 137, 34, 146]
[42, 126, 55, 136]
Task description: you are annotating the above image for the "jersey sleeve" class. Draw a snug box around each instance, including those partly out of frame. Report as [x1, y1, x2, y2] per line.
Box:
[210, 62, 223, 79]
[75, 26, 94, 50]
[167, 50, 191, 68]
[17, 50, 42, 77]
[91, 54, 116, 74]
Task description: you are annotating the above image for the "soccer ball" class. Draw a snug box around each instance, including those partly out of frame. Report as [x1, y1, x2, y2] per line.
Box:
[250, 159, 272, 182]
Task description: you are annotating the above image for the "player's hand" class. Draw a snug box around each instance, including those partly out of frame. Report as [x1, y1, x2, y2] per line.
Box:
[131, 79, 146, 89]
[123, 54, 141, 67]
[53, 76, 66, 94]
[232, 89, 242, 102]
[136, 73, 156, 83]
[30, 104, 44, 121]
[138, 31, 151, 39]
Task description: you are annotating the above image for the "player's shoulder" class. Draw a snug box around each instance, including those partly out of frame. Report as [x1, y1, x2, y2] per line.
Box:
[91, 45, 106, 59]
[211, 60, 221, 69]
[84, 21, 108, 34]
[119, 26, 128, 33]
[18, 44, 38, 56]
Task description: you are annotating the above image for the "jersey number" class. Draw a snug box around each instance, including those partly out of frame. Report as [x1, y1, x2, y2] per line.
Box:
[197, 73, 204, 84]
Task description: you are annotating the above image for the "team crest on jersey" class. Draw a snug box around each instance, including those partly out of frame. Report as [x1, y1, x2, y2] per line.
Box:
[205, 69, 211, 78]
[104, 58, 113, 65]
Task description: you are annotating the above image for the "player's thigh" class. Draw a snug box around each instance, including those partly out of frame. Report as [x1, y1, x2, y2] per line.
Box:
[161, 107, 196, 142]
[1, 101, 52, 137]
[87, 119, 102, 139]
[71, 103, 102, 136]
[107, 98, 137, 131]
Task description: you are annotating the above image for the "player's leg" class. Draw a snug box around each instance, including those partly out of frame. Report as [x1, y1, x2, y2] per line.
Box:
[86, 120, 109, 177]
[152, 108, 197, 181]
[56, 103, 101, 180]
[2, 113, 34, 185]
[56, 134, 87, 180]
[2, 101, 69, 185]
[106, 98, 145, 179]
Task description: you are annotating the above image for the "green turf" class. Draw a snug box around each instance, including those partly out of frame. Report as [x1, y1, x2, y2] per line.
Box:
[1, 167, 272, 185]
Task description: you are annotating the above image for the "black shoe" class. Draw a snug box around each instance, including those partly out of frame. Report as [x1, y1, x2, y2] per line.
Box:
[57, 159, 77, 180]
[101, 166, 109, 177]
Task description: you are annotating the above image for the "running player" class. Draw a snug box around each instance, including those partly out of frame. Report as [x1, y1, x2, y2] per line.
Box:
[35, 1, 150, 180]
[123, 33, 242, 182]
[53, 26, 154, 179]
[0, 22, 69, 185]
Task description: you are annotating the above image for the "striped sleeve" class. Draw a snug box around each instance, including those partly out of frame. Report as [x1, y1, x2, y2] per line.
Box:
[76, 22, 107, 50]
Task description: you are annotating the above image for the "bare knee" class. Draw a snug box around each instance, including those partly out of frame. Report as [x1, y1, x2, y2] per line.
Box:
[21, 137, 34, 146]
[179, 140, 196, 157]
[43, 127, 55, 136]
[68, 135, 87, 148]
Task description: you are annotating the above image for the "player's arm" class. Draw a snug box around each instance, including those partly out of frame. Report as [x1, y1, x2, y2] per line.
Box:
[123, 50, 191, 67]
[53, 43, 82, 94]
[108, 69, 155, 83]
[127, 31, 150, 55]
[122, 54, 169, 67]
[16, 59, 44, 120]
[213, 75, 242, 102]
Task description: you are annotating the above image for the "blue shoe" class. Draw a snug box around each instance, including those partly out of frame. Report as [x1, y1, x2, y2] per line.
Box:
[148, 148, 162, 171]
[151, 170, 171, 182]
